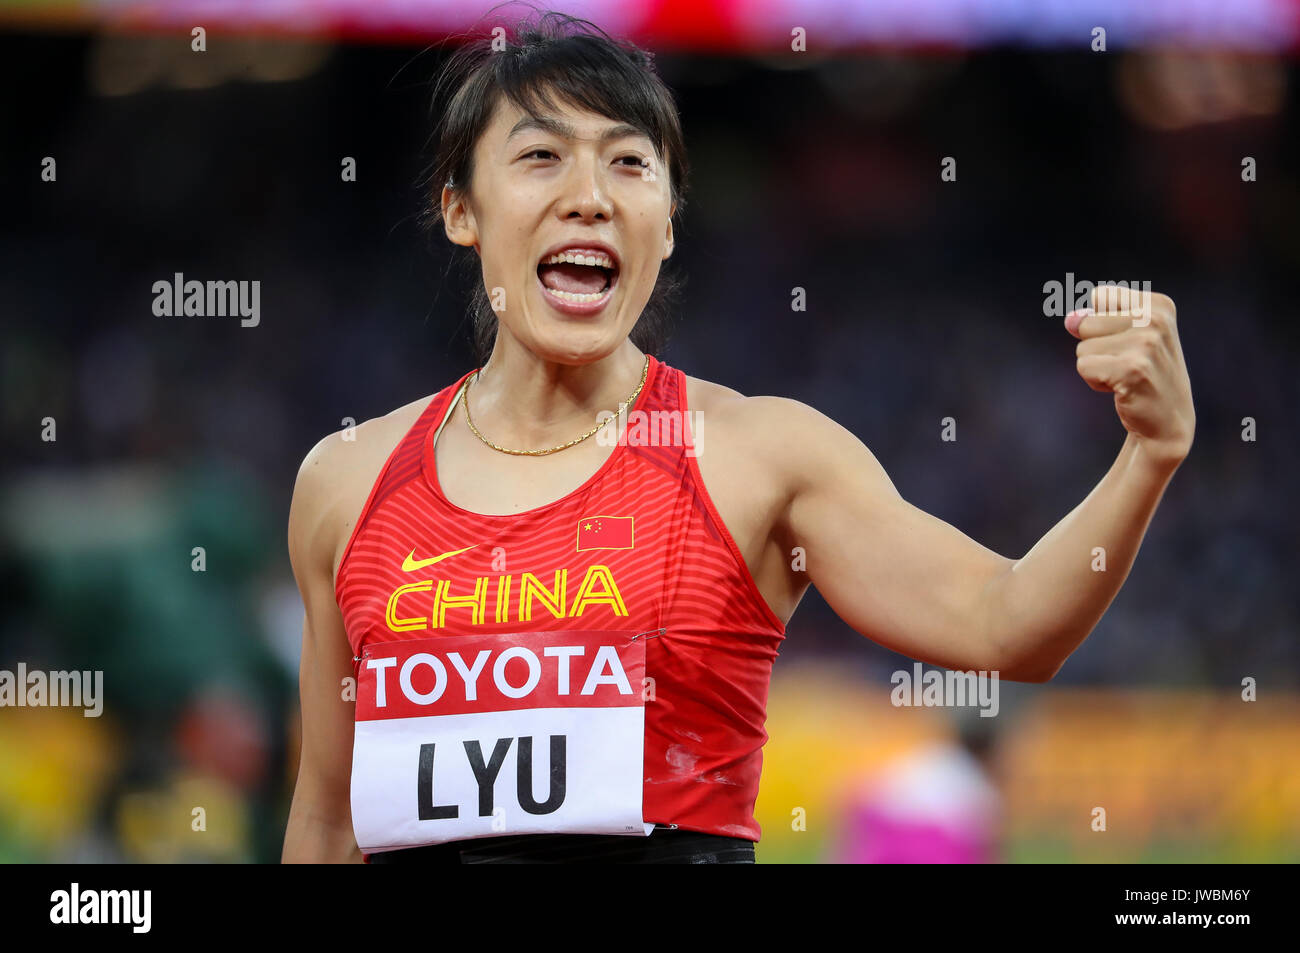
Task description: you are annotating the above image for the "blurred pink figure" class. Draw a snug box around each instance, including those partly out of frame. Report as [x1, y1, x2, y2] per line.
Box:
[835, 737, 1001, 864]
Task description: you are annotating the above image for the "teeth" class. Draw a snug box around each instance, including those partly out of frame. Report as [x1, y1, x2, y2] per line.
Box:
[543, 250, 614, 269]
[544, 287, 610, 303]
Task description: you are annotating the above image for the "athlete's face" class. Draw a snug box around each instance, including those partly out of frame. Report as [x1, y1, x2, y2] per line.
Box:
[441, 94, 675, 365]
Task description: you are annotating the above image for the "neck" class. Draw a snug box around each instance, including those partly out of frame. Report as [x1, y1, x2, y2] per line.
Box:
[467, 335, 648, 449]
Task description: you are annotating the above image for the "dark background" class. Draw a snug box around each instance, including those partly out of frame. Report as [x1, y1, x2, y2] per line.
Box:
[1, 29, 1296, 862]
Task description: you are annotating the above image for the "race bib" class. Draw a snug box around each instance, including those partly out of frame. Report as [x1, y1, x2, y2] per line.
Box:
[351, 629, 655, 855]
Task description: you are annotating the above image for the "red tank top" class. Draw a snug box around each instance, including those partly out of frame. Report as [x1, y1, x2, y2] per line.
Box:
[335, 354, 786, 842]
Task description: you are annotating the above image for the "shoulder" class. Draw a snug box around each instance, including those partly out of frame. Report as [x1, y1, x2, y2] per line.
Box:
[682, 372, 832, 428]
[288, 391, 440, 580]
[682, 373, 862, 488]
[294, 392, 433, 490]
[293, 392, 433, 501]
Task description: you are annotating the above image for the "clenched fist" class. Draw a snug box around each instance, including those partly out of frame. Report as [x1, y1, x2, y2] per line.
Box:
[1067, 285, 1195, 468]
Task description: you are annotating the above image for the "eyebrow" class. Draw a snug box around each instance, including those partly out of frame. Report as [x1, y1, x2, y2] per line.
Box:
[506, 114, 649, 145]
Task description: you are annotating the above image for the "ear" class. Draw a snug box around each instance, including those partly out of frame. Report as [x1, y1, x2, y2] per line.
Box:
[441, 184, 479, 251]
[662, 204, 676, 260]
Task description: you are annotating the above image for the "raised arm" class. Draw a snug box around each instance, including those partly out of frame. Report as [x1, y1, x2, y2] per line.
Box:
[765, 397, 1016, 676]
[769, 284, 1192, 683]
[282, 435, 365, 863]
[982, 286, 1193, 680]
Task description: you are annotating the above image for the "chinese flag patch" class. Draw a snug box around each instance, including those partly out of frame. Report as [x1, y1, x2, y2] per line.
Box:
[576, 515, 634, 551]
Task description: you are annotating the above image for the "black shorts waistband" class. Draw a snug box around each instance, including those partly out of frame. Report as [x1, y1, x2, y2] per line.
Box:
[366, 827, 756, 864]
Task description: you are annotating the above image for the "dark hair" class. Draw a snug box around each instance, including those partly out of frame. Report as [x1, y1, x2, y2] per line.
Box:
[421, 7, 690, 364]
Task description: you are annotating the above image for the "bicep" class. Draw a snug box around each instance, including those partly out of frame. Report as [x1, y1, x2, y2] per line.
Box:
[295, 597, 357, 803]
[287, 444, 358, 821]
[781, 402, 1012, 671]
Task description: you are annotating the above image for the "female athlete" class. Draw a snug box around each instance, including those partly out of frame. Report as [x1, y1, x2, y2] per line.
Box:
[282, 12, 1195, 864]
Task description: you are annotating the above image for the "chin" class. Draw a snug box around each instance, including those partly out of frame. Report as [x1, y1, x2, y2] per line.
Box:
[521, 315, 631, 365]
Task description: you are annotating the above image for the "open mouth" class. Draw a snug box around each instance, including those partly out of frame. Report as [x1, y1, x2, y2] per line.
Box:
[536, 248, 618, 308]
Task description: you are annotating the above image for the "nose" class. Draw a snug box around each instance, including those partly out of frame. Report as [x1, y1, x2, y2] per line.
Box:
[560, 153, 613, 222]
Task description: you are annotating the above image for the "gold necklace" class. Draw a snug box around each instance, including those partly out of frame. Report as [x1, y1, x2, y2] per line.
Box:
[461, 356, 649, 456]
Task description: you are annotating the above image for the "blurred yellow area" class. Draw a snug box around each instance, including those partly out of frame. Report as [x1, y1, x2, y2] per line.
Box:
[756, 664, 1300, 863]
[4, 663, 1297, 862]
[756, 663, 950, 862]
[0, 706, 120, 857]
[0, 707, 250, 862]
[116, 773, 250, 863]
[1003, 690, 1300, 861]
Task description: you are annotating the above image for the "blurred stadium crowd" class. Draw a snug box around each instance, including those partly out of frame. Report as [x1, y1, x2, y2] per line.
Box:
[1, 30, 1296, 862]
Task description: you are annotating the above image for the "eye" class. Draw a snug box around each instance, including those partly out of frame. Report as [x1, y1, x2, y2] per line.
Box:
[523, 148, 558, 161]
[617, 155, 649, 169]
